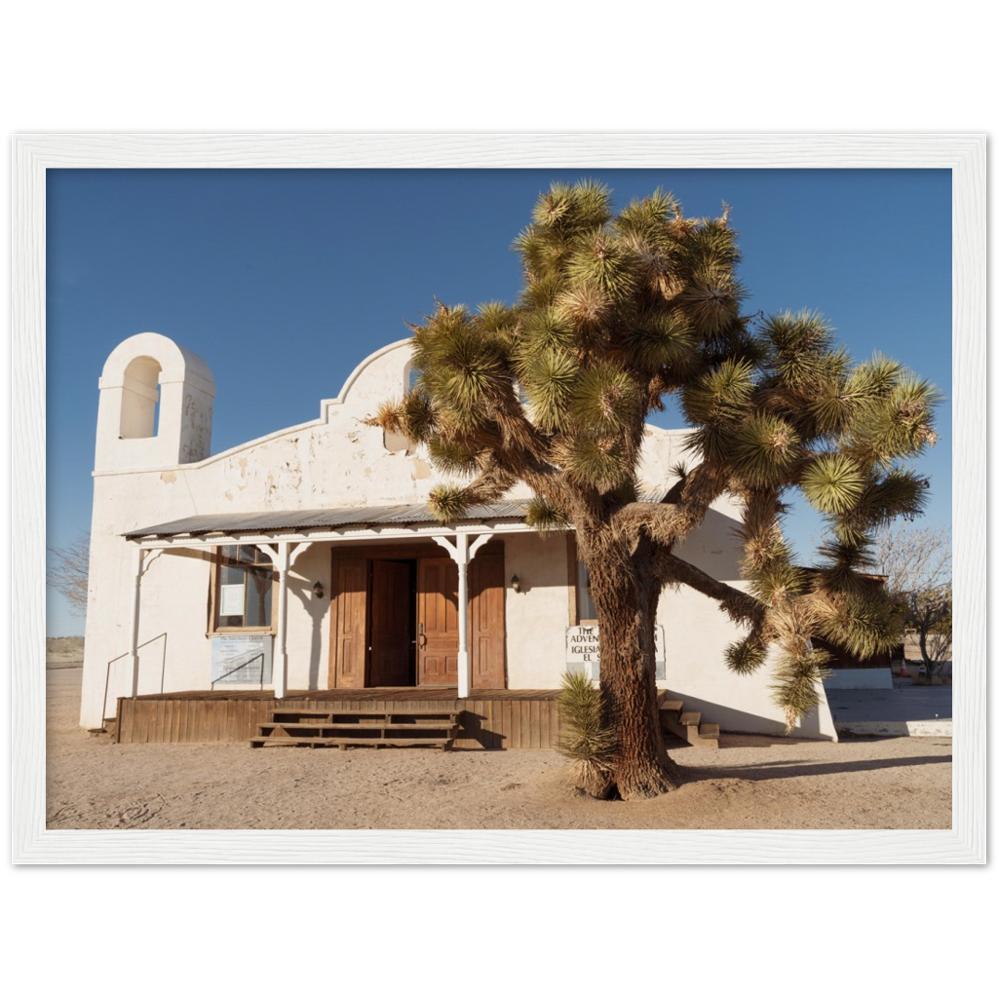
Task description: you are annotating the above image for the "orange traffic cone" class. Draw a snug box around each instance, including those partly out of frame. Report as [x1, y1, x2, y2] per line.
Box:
[899, 664, 908, 677]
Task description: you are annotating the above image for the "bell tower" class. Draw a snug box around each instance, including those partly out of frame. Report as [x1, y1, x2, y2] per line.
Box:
[94, 332, 216, 471]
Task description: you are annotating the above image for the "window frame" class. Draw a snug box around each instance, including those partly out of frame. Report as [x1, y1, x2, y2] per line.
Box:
[208, 544, 278, 635]
[575, 558, 598, 625]
[566, 533, 598, 626]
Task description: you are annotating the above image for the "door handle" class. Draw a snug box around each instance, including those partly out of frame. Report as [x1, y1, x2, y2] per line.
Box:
[418, 622, 427, 648]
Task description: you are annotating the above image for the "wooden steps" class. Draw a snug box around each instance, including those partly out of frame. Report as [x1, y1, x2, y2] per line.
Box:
[250, 736, 456, 749]
[94, 717, 118, 740]
[658, 693, 720, 749]
[250, 708, 460, 750]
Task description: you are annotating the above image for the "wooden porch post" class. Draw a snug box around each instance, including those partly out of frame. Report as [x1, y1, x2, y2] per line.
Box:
[274, 541, 291, 699]
[258, 540, 312, 699]
[128, 544, 146, 698]
[433, 532, 494, 698]
[455, 534, 470, 699]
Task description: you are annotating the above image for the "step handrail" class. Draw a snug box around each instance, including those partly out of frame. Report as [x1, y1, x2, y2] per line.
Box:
[210, 651, 265, 689]
[103, 632, 168, 719]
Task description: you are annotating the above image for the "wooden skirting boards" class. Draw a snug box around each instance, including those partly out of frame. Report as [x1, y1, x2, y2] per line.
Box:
[115, 691, 561, 750]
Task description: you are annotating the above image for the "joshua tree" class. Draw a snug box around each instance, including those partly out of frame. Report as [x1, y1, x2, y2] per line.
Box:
[370, 181, 938, 799]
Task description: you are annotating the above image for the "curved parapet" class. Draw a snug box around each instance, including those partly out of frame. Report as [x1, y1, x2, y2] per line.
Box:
[321, 337, 414, 417]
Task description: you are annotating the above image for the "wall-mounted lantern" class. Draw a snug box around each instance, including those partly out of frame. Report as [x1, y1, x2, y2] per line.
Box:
[312, 581, 324, 599]
[510, 575, 521, 594]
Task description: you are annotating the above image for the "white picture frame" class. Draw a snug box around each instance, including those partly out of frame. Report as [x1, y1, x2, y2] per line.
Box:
[13, 133, 986, 864]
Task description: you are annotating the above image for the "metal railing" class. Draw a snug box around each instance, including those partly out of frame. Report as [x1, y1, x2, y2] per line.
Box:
[210, 651, 266, 689]
[103, 632, 168, 720]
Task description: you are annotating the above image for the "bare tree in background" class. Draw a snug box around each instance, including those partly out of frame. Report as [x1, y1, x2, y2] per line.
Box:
[48, 532, 90, 619]
[874, 524, 951, 677]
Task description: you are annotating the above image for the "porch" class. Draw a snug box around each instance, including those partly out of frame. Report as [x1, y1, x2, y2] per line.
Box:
[114, 687, 563, 750]
[120, 501, 560, 707]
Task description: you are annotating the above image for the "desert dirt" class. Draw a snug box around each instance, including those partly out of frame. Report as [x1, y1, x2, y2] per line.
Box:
[46, 636, 87, 663]
[46, 661, 952, 831]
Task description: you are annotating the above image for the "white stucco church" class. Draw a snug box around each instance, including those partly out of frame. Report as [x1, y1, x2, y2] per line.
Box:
[80, 332, 836, 742]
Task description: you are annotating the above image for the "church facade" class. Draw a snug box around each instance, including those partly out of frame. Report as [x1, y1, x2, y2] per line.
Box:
[79, 332, 836, 740]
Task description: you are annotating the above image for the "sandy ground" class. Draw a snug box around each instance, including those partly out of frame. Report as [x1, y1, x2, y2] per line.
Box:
[46, 664, 952, 830]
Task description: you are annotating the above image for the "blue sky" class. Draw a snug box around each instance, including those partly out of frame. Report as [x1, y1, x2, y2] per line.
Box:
[46, 168, 952, 635]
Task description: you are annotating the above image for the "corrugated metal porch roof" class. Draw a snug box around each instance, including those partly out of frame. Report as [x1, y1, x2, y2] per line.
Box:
[122, 487, 671, 540]
[122, 501, 534, 539]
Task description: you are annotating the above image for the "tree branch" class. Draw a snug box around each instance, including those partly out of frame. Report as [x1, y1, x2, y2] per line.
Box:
[657, 551, 766, 631]
[610, 462, 729, 548]
[462, 463, 518, 505]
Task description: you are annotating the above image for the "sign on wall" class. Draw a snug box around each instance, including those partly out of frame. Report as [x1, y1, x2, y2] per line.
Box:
[565, 624, 666, 681]
[219, 584, 245, 617]
[211, 634, 273, 685]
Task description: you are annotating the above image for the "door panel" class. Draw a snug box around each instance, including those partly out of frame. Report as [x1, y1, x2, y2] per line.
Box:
[417, 557, 459, 686]
[369, 560, 412, 686]
[329, 557, 368, 688]
[469, 549, 506, 689]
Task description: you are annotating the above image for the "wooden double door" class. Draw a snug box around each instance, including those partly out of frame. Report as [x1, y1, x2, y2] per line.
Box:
[329, 544, 506, 690]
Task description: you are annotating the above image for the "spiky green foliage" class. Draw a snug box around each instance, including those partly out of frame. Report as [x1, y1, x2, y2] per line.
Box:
[399, 390, 435, 440]
[748, 556, 805, 606]
[682, 358, 755, 425]
[760, 311, 837, 388]
[427, 439, 483, 476]
[770, 647, 833, 733]
[731, 414, 801, 488]
[846, 352, 904, 399]
[521, 346, 577, 431]
[563, 435, 629, 491]
[371, 180, 940, 783]
[568, 364, 640, 433]
[532, 179, 613, 233]
[726, 635, 768, 675]
[524, 497, 569, 533]
[427, 484, 472, 522]
[849, 375, 941, 465]
[614, 188, 680, 241]
[812, 538, 877, 595]
[623, 311, 700, 373]
[369, 398, 403, 434]
[557, 670, 617, 795]
[812, 589, 902, 661]
[860, 469, 927, 523]
[678, 273, 744, 337]
[801, 455, 866, 513]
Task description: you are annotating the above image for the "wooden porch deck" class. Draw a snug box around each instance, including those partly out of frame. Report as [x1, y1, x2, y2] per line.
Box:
[114, 688, 562, 750]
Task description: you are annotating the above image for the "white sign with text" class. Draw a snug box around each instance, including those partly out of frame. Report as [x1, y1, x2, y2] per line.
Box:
[211, 634, 273, 685]
[565, 624, 665, 681]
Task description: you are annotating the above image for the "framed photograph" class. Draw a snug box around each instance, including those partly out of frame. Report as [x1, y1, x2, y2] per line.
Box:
[12, 133, 986, 864]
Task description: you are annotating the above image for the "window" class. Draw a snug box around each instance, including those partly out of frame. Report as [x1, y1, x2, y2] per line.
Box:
[384, 363, 421, 454]
[566, 534, 598, 625]
[576, 560, 597, 623]
[214, 545, 275, 630]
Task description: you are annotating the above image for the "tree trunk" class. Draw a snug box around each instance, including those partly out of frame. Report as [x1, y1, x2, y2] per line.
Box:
[918, 627, 935, 678]
[581, 532, 681, 800]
